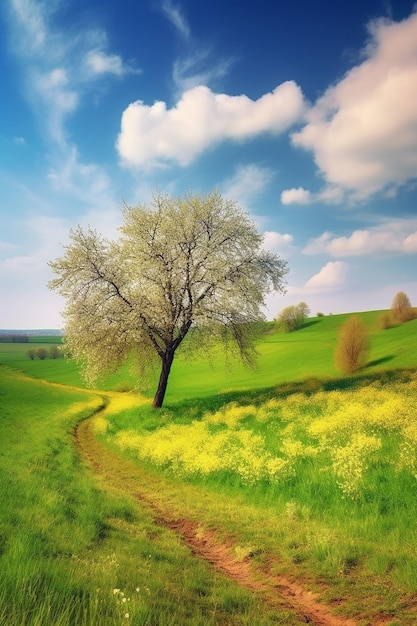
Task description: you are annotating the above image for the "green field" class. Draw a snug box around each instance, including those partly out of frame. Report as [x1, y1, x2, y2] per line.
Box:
[1, 311, 417, 625]
[0, 336, 63, 363]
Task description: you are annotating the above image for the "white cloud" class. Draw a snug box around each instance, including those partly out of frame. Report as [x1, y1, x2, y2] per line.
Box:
[281, 185, 345, 206]
[305, 261, 350, 291]
[7, 0, 137, 146]
[263, 231, 293, 253]
[316, 186, 344, 205]
[117, 82, 306, 169]
[291, 11, 417, 199]
[304, 220, 417, 256]
[4, 0, 135, 225]
[84, 50, 135, 77]
[281, 187, 312, 205]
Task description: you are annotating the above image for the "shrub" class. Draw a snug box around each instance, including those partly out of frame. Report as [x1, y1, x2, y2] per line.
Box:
[378, 312, 392, 329]
[335, 315, 370, 374]
[391, 291, 415, 323]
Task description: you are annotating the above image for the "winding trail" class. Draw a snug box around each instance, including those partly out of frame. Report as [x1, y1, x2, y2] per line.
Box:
[74, 411, 360, 626]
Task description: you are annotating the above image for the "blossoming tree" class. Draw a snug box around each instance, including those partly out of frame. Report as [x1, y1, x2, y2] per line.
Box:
[49, 190, 288, 408]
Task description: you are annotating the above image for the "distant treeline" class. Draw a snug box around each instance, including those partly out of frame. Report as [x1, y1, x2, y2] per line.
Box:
[0, 335, 29, 343]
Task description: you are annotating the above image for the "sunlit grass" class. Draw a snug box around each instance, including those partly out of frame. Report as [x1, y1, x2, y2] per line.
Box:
[108, 373, 417, 498]
[0, 365, 300, 625]
[99, 368, 417, 609]
[2, 310, 417, 623]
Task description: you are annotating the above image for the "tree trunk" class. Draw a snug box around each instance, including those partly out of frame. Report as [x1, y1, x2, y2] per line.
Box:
[152, 349, 175, 409]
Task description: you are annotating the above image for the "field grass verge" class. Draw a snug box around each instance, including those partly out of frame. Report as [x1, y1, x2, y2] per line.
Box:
[94, 368, 417, 625]
[2, 310, 417, 624]
[0, 366, 304, 625]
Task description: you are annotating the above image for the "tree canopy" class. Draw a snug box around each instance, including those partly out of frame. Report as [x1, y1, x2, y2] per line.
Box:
[49, 190, 288, 408]
[277, 301, 310, 332]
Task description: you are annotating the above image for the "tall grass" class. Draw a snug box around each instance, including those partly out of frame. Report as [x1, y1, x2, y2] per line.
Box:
[3, 310, 417, 623]
[96, 367, 417, 622]
[0, 366, 300, 625]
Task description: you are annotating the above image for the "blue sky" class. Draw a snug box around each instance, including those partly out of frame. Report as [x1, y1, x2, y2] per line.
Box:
[1, 0, 417, 329]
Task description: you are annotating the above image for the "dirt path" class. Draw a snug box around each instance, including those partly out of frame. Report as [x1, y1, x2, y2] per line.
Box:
[75, 416, 359, 626]
[74, 414, 361, 625]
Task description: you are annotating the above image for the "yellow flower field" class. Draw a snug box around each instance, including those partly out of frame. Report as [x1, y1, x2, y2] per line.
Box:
[109, 373, 417, 498]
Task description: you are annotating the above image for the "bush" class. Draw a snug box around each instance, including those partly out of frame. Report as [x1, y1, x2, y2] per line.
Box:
[391, 291, 415, 323]
[335, 315, 369, 374]
[378, 312, 392, 329]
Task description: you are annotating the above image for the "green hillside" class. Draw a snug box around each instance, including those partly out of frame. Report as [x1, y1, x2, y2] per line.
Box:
[3, 310, 417, 402]
[165, 310, 417, 404]
[2, 309, 417, 624]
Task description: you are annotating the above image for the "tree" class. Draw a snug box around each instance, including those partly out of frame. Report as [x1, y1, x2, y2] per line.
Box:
[334, 315, 369, 374]
[27, 348, 37, 360]
[277, 301, 310, 332]
[37, 348, 48, 360]
[49, 190, 288, 409]
[391, 291, 414, 323]
[49, 345, 61, 359]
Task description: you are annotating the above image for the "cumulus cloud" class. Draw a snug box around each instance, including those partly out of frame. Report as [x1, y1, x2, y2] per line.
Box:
[117, 82, 306, 169]
[304, 220, 417, 256]
[281, 185, 345, 206]
[263, 231, 294, 253]
[305, 261, 350, 291]
[281, 187, 312, 205]
[291, 11, 417, 200]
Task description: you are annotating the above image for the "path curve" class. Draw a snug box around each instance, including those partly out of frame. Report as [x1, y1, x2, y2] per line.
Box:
[75, 415, 359, 626]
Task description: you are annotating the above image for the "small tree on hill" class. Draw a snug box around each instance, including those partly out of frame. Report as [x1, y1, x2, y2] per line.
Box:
[277, 302, 310, 332]
[335, 315, 369, 374]
[27, 348, 37, 360]
[49, 190, 288, 409]
[391, 291, 414, 323]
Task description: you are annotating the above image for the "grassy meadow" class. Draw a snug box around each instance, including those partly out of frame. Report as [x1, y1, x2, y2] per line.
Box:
[1, 310, 417, 624]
